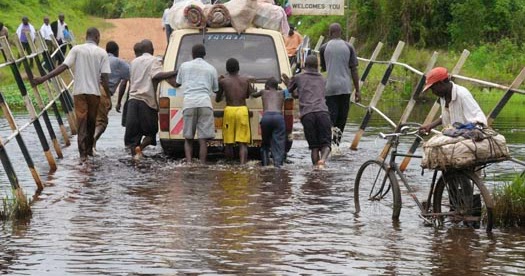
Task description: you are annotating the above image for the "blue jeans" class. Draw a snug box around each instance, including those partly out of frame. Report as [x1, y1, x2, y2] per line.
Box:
[260, 112, 286, 167]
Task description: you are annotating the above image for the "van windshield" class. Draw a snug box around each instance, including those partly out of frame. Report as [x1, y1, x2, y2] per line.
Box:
[174, 33, 281, 81]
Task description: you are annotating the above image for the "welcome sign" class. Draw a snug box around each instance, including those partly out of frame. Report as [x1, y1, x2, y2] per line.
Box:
[289, 0, 345, 16]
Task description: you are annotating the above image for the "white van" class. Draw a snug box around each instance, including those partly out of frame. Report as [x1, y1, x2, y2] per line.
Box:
[158, 27, 294, 157]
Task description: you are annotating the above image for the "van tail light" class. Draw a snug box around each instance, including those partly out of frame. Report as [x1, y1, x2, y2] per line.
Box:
[159, 97, 170, 132]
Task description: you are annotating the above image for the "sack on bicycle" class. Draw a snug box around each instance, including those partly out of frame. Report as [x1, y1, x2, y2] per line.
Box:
[421, 124, 510, 170]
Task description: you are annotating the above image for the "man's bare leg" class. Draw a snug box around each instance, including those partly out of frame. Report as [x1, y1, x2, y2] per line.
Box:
[311, 148, 320, 165]
[198, 139, 208, 164]
[185, 139, 194, 163]
[239, 143, 248, 165]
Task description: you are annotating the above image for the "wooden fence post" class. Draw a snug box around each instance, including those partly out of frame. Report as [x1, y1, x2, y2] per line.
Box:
[486, 67, 525, 126]
[352, 41, 384, 103]
[350, 41, 405, 150]
[29, 33, 71, 146]
[0, 37, 57, 172]
[15, 34, 63, 159]
[379, 51, 439, 159]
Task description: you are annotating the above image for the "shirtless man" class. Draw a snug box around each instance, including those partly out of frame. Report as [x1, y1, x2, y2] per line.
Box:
[251, 77, 285, 167]
[215, 58, 255, 164]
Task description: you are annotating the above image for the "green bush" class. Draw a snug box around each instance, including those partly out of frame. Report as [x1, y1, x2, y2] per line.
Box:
[493, 171, 525, 227]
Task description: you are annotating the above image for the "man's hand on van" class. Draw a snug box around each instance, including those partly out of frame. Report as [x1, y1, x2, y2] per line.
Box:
[281, 73, 290, 86]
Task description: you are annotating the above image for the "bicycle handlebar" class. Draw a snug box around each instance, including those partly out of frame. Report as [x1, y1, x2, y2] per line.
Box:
[378, 123, 423, 140]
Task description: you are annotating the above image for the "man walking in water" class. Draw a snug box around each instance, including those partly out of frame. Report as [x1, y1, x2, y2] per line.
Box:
[320, 23, 360, 146]
[33, 27, 111, 162]
[216, 58, 255, 164]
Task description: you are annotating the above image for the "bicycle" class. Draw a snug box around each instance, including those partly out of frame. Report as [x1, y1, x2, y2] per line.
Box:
[354, 123, 494, 232]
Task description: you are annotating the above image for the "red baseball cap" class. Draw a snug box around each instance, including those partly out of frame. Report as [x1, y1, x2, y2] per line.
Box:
[423, 67, 449, 92]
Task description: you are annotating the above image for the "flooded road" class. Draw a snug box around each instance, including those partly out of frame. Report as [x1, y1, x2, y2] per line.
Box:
[1, 99, 525, 274]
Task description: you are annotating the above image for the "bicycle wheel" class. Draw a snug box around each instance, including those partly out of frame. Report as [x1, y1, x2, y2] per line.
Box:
[354, 160, 402, 219]
[432, 171, 494, 232]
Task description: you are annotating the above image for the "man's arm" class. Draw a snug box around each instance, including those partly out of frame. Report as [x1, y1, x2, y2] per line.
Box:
[152, 70, 178, 88]
[319, 44, 327, 72]
[100, 73, 111, 98]
[216, 76, 225, 102]
[32, 63, 68, 85]
[420, 118, 443, 134]
[116, 79, 128, 112]
[281, 73, 298, 99]
[251, 89, 262, 98]
[351, 65, 360, 102]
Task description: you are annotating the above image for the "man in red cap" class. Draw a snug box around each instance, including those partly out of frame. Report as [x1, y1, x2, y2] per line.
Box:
[419, 67, 487, 133]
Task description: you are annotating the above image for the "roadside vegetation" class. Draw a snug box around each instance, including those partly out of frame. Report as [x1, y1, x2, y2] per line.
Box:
[493, 171, 525, 227]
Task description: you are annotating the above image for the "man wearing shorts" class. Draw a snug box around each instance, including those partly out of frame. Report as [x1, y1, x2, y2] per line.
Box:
[125, 39, 177, 159]
[175, 44, 219, 164]
[251, 77, 286, 167]
[283, 55, 332, 168]
[215, 58, 254, 164]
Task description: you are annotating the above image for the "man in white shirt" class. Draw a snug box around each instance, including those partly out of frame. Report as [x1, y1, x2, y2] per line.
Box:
[39, 16, 54, 69]
[420, 67, 487, 133]
[175, 44, 219, 164]
[162, 1, 173, 44]
[33, 27, 112, 162]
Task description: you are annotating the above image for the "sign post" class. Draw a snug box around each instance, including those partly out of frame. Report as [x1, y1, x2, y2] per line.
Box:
[289, 0, 345, 16]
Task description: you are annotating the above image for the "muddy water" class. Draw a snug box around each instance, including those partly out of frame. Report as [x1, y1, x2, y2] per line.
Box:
[1, 100, 525, 274]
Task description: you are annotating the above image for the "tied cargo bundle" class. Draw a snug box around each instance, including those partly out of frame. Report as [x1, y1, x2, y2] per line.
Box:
[168, 0, 207, 30]
[205, 4, 231, 28]
[421, 129, 510, 170]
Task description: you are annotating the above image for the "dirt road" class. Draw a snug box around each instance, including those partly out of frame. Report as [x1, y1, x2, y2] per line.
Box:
[102, 18, 168, 61]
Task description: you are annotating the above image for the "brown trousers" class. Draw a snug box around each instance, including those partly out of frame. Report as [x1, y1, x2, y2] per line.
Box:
[96, 90, 112, 133]
[74, 94, 100, 158]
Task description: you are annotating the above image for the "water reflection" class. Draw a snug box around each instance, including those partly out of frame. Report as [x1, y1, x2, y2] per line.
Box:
[0, 98, 524, 274]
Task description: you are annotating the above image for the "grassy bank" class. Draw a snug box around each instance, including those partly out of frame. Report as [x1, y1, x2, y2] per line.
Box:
[493, 171, 525, 227]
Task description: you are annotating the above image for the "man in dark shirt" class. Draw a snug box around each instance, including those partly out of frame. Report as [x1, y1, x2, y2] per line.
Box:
[283, 55, 332, 168]
[320, 23, 360, 146]
[252, 77, 286, 167]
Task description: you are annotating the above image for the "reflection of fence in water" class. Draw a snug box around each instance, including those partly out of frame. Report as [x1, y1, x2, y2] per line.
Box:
[0, 31, 75, 208]
[309, 35, 525, 170]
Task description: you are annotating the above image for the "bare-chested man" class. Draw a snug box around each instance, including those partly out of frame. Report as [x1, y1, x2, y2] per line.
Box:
[215, 58, 255, 164]
[251, 77, 285, 167]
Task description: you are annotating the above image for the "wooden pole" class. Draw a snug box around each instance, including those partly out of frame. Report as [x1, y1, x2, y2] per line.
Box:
[379, 51, 439, 159]
[15, 34, 63, 159]
[351, 41, 383, 103]
[0, 92, 43, 190]
[486, 67, 525, 126]
[40, 34, 77, 135]
[399, 49, 470, 171]
[350, 41, 405, 150]
[0, 37, 57, 172]
[29, 33, 71, 146]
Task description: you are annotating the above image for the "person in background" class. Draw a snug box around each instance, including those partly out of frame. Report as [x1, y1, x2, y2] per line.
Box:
[51, 13, 68, 64]
[33, 27, 111, 163]
[16, 16, 36, 67]
[39, 16, 54, 70]
[162, 1, 174, 44]
[118, 42, 143, 127]
[283, 55, 332, 169]
[0, 22, 9, 40]
[419, 67, 487, 133]
[175, 44, 218, 164]
[284, 24, 302, 65]
[215, 58, 255, 165]
[125, 39, 178, 159]
[320, 22, 360, 146]
[93, 41, 130, 152]
[251, 77, 286, 167]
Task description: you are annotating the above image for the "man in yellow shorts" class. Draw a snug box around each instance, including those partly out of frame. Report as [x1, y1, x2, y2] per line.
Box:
[216, 58, 255, 164]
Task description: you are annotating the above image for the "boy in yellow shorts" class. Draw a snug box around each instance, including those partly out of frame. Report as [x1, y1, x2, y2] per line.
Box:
[216, 58, 255, 164]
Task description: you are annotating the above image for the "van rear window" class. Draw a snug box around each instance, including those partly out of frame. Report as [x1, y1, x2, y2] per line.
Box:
[174, 33, 281, 81]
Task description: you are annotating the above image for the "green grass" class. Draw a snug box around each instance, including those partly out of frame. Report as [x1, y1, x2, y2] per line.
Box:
[493, 171, 525, 227]
[1, 188, 32, 221]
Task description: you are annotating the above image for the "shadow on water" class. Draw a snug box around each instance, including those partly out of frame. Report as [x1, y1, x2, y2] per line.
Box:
[0, 97, 524, 274]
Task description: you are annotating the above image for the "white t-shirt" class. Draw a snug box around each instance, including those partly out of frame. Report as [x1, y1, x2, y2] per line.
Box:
[40, 23, 53, 40]
[63, 41, 111, 96]
[56, 21, 67, 41]
[176, 58, 219, 110]
[439, 82, 487, 128]
[129, 53, 163, 110]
